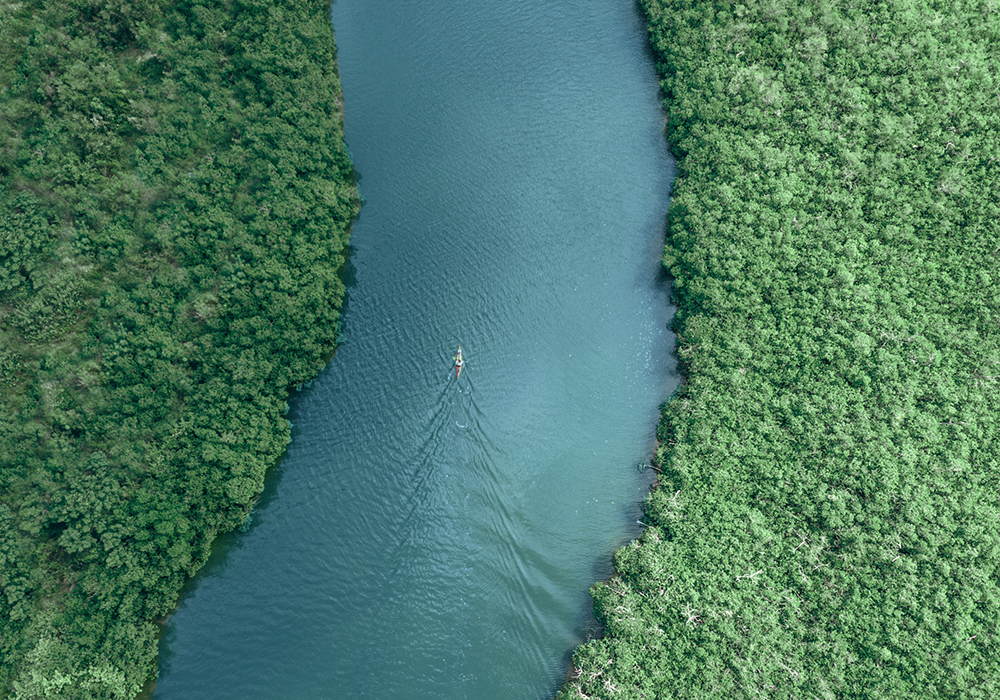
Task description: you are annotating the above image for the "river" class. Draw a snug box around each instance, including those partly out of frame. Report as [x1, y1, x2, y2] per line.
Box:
[153, 0, 675, 697]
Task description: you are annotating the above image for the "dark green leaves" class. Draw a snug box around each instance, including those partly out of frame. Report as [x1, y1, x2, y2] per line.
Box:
[0, 0, 358, 695]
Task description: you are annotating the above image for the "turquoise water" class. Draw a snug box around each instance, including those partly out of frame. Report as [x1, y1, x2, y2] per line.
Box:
[153, 0, 675, 697]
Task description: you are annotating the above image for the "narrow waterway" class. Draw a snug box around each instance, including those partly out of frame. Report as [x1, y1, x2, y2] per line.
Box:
[154, 0, 676, 698]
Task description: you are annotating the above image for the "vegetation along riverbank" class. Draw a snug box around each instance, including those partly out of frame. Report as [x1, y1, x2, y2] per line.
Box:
[558, 0, 999, 698]
[0, 0, 359, 696]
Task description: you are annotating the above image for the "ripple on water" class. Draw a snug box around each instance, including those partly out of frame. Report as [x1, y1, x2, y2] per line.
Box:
[154, 0, 676, 698]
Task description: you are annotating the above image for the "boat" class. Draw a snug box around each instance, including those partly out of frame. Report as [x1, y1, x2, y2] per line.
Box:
[455, 345, 464, 378]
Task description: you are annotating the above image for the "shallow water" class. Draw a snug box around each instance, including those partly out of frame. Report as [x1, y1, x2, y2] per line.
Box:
[154, 0, 676, 697]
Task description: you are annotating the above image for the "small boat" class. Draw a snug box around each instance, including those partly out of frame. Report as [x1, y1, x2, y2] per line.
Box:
[455, 345, 464, 378]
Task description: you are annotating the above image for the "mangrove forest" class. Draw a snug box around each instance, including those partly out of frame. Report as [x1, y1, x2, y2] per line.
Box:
[0, 0, 358, 696]
[558, 0, 1000, 698]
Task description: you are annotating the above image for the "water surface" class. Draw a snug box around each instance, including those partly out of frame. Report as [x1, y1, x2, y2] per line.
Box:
[155, 0, 676, 697]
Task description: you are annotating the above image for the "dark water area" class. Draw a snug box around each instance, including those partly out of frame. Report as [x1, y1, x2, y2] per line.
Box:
[153, 0, 676, 697]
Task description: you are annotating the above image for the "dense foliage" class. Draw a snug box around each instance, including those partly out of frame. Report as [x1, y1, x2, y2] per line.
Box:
[559, 0, 1000, 698]
[0, 0, 359, 696]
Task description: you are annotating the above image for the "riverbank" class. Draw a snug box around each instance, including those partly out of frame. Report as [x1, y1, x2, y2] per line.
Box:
[0, 1, 358, 695]
[558, 0, 1000, 697]
[151, 0, 678, 696]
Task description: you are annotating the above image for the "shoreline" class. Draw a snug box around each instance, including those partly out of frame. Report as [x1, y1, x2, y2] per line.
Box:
[555, 0, 1000, 697]
[0, 1, 359, 695]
